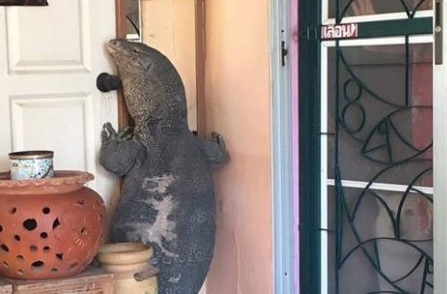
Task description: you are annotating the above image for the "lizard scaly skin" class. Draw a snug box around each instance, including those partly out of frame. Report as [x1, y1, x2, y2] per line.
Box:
[100, 39, 228, 294]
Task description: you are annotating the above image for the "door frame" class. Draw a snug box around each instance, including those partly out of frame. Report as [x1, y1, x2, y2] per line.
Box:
[298, 0, 322, 293]
[114, 0, 131, 129]
[271, 0, 299, 293]
[433, 0, 447, 291]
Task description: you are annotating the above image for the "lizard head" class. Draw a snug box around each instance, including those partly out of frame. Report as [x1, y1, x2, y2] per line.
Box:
[106, 39, 187, 129]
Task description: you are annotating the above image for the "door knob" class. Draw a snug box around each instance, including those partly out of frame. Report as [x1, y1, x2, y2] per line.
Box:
[96, 72, 121, 92]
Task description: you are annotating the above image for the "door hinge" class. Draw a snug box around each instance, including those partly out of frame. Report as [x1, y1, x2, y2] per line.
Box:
[281, 40, 288, 66]
[300, 26, 319, 41]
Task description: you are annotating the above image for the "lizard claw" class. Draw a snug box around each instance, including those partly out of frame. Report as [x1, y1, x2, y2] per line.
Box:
[101, 122, 118, 142]
[211, 132, 226, 149]
[118, 127, 133, 140]
[102, 123, 134, 142]
[197, 131, 229, 166]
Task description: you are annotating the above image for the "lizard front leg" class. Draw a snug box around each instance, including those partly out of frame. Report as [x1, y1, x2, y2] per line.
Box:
[100, 122, 145, 176]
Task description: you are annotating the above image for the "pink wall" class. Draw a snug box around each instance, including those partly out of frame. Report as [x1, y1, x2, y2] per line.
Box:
[203, 0, 273, 293]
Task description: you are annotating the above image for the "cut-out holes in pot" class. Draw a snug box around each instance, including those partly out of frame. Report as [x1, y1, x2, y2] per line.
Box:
[52, 218, 60, 230]
[69, 263, 78, 271]
[1, 244, 9, 252]
[23, 219, 37, 231]
[31, 260, 44, 271]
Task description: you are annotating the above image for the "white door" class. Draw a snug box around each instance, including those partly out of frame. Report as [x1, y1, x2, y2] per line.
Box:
[0, 1, 119, 209]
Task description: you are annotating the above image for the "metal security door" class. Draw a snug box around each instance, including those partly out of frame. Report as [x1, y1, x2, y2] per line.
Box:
[300, 1, 435, 293]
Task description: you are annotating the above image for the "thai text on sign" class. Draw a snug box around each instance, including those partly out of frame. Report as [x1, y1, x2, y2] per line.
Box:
[321, 23, 359, 40]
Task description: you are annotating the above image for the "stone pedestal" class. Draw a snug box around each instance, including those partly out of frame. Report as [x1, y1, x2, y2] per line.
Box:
[1, 267, 113, 294]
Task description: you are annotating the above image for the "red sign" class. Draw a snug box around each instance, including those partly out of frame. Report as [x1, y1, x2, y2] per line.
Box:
[321, 23, 359, 40]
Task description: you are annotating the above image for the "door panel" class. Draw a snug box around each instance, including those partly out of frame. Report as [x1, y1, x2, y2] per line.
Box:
[326, 0, 433, 19]
[326, 43, 433, 185]
[323, 38, 433, 294]
[6, 0, 89, 73]
[0, 2, 118, 207]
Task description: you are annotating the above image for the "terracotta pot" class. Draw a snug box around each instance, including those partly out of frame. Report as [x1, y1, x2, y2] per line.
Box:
[97, 242, 158, 294]
[0, 170, 107, 279]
